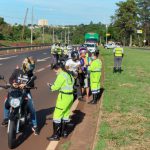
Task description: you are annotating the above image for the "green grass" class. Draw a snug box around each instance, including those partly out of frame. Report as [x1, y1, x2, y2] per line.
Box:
[95, 48, 150, 150]
[60, 141, 71, 150]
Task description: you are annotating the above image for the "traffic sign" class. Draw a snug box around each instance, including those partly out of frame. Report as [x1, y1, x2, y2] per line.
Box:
[106, 33, 111, 36]
[137, 30, 143, 34]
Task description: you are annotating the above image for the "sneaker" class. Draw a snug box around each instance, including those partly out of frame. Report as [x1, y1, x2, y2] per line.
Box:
[32, 126, 39, 135]
[1, 119, 8, 127]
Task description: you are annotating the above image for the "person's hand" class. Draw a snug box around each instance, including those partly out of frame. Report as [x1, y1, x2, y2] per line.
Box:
[13, 83, 19, 88]
[19, 84, 26, 89]
[47, 83, 52, 88]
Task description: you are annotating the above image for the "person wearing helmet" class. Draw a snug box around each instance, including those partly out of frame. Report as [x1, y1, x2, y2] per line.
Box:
[65, 50, 80, 101]
[47, 63, 74, 141]
[1, 57, 39, 135]
[56, 42, 63, 62]
[63, 43, 69, 60]
[50, 43, 57, 69]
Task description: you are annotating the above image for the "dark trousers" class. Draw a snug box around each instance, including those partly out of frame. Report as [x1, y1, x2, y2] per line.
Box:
[114, 56, 123, 68]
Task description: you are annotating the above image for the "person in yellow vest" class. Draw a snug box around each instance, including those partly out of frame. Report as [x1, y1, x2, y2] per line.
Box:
[113, 45, 124, 73]
[47, 63, 74, 141]
[63, 43, 69, 59]
[88, 51, 102, 104]
[56, 42, 63, 62]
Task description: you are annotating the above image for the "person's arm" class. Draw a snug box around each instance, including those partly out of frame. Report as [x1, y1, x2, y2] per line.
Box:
[9, 69, 18, 85]
[122, 48, 124, 57]
[51, 74, 65, 91]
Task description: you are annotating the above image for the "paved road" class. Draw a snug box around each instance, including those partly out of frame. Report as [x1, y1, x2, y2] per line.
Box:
[0, 48, 60, 150]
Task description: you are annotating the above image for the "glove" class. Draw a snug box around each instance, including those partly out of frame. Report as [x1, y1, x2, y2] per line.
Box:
[47, 83, 52, 90]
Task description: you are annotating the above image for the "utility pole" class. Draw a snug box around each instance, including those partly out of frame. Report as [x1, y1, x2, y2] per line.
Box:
[42, 26, 45, 44]
[52, 28, 55, 43]
[65, 30, 67, 44]
[106, 24, 108, 45]
[68, 27, 70, 44]
[31, 7, 33, 45]
[61, 31, 63, 43]
[22, 8, 28, 40]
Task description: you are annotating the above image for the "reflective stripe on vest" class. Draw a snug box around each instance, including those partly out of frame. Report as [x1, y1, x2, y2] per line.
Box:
[115, 48, 123, 57]
[60, 73, 74, 92]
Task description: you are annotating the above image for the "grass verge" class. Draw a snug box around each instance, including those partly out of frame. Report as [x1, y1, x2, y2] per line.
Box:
[95, 48, 150, 150]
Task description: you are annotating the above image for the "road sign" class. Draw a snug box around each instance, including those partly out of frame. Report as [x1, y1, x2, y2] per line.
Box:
[106, 33, 111, 36]
[137, 30, 143, 34]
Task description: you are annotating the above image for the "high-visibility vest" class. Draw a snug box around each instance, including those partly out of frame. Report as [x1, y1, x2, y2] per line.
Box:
[51, 71, 74, 93]
[114, 47, 123, 57]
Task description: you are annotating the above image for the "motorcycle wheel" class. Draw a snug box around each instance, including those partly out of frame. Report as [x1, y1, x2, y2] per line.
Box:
[8, 120, 17, 149]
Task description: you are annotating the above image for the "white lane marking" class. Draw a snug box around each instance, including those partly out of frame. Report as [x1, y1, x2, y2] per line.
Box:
[36, 68, 45, 73]
[0, 64, 3, 66]
[46, 100, 79, 150]
[0, 55, 18, 60]
[46, 64, 51, 68]
[37, 57, 51, 62]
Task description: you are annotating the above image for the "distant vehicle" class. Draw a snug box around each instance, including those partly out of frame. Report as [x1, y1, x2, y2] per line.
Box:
[85, 43, 97, 53]
[85, 33, 99, 45]
[104, 43, 116, 49]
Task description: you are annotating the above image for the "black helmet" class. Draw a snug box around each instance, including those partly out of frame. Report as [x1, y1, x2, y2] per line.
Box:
[71, 51, 79, 61]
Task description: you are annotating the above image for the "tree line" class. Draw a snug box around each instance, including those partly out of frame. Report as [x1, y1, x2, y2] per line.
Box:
[0, 0, 149, 46]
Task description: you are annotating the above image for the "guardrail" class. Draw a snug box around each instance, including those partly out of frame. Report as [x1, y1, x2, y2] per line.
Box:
[0, 44, 51, 53]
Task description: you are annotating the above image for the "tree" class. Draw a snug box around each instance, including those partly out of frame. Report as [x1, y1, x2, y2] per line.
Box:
[111, 0, 138, 46]
[136, 0, 150, 45]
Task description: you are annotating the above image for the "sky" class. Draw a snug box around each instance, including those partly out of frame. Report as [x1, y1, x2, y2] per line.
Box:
[0, 0, 122, 25]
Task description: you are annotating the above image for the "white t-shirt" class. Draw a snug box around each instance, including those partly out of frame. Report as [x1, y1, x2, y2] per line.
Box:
[65, 59, 80, 73]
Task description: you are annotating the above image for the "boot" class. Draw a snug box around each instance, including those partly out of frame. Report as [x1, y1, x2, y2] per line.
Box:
[88, 94, 97, 104]
[61, 121, 68, 138]
[47, 122, 61, 141]
[113, 67, 117, 73]
[97, 92, 101, 101]
[118, 67, 122, 73]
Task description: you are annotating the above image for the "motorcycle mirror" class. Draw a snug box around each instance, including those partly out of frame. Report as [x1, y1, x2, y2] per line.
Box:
[31, 76, 37, 81]
[0, 75, 4, 80]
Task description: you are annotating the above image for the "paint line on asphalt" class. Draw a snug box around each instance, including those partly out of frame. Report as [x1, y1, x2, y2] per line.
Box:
[46, 99, 79, 150]
[0, 64, 3, 66]
[35, 68, 45, 73]
[37, 57, 51, 62]
[0, 55, 18, 60]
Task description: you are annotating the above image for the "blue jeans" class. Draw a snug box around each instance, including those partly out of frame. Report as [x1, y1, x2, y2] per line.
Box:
[4, 93, 37, 127]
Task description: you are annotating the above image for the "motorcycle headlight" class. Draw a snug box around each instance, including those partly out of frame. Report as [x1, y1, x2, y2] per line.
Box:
[10, 98, 21, 108]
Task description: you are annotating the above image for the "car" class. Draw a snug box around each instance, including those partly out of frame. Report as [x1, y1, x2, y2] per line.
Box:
[85, 43, 97, 53]
[104, 43, 116, 49]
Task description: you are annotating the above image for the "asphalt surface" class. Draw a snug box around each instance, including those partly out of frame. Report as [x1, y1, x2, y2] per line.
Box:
[0, 48, 60, 150]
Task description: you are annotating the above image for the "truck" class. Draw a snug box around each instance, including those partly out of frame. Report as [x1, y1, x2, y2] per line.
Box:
[84, 33, 99, 45]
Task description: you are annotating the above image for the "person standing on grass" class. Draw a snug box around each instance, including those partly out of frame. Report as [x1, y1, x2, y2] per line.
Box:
[88, 51, 102, 104]
[113, 45, 124, 73]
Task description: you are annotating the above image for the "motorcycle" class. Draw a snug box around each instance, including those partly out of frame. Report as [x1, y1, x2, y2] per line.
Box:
[0, 75, 36, 149]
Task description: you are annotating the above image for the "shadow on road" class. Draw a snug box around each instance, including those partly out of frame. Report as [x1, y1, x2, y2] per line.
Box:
[15, 107, 54, 148]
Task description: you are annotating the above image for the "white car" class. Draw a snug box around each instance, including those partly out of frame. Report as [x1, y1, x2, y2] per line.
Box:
[104, 43, 116, 49]
[85, 43, 97, 53]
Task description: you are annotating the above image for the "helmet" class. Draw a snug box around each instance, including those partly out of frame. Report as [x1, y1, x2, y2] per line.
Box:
[71, 51, 79, 61]
[22, 57, 36, 73]
[79, 47, 87, 54]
